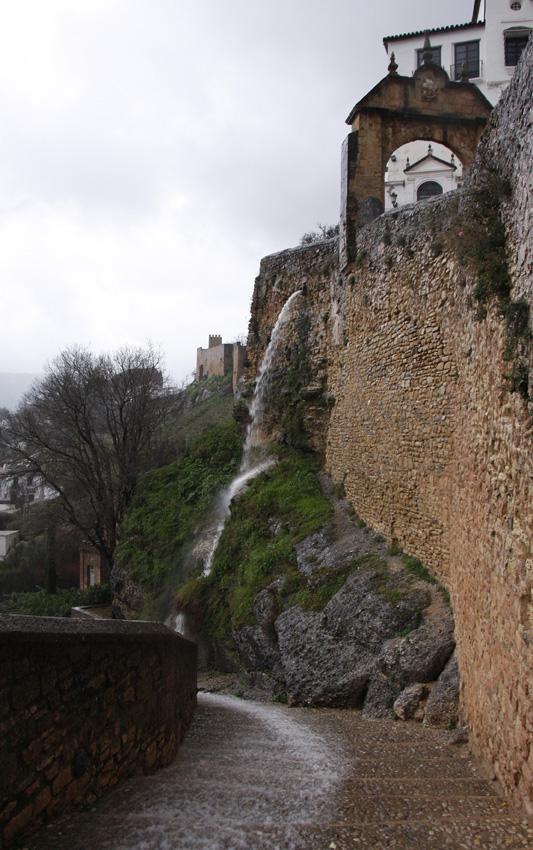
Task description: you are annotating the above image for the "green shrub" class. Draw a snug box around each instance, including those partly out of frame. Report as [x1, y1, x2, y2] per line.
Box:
[0, 584, 111, 617]
[402, 555, 436, 584]
[115, 421, 243, 590]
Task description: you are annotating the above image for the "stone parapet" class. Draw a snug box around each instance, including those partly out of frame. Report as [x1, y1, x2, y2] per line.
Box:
[0, 615, 197, 849]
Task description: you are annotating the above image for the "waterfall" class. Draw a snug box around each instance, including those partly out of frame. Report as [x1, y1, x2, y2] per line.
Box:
[168, 289, 303, 632]
[201, 289, 303, 577]
[241, 289, 302, 470]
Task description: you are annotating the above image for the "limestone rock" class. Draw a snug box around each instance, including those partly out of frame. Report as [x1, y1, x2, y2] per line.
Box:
[274, 568, 432, 708]
[110, 564, 147, 620]
[231, 584, 281, 673]
[423, 652, 460, 728]
[378, 612, 455, 687]
[363, 672, 402, 719]
[393, 682, 428, 720]
[275, 604, 373, 707]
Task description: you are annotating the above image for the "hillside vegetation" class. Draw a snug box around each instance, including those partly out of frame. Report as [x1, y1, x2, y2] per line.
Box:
[176, 449, 333, 648]
[0, 374, 239, 614]
[115, 419, 243, 592]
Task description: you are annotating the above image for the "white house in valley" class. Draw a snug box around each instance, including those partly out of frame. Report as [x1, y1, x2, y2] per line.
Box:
[381, 0, 532, 210]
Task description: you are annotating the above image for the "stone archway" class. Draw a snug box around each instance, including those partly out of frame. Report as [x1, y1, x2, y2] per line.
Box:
[340, 58, 493, 267]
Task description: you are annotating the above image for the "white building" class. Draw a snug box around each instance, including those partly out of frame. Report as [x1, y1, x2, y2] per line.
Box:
[0, 461, 56, 512]
[0, 530, 20, 560]
[382, 0, 532, 210]
[385, 142, 464, 210]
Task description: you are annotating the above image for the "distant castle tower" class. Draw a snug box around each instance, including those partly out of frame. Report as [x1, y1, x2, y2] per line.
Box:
[196, 335, 246, 395]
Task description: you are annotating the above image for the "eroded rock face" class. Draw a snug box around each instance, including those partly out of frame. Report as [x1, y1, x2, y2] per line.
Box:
[110, 563, 147, 620]
[378, 615, 455, 688]
[273, 567, 453, 712]
[231, 583, 282, 674]
[231, 493, 455, 717]
[423, 652, 460, 728]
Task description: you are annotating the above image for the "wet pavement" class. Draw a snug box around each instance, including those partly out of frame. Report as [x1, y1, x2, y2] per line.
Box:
[26, 692, 533, 850]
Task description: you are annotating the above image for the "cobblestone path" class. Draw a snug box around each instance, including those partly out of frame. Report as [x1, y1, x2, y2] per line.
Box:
[27, 692, 533, 850]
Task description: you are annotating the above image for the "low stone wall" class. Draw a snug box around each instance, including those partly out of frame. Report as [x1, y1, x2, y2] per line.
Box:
[0, 615, 197, 849]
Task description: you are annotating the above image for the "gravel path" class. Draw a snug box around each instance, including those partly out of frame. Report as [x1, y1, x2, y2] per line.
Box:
[26, 693, 533, 850]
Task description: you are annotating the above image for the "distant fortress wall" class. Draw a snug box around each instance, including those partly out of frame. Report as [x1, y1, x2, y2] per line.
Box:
[196, 336, 246, 394]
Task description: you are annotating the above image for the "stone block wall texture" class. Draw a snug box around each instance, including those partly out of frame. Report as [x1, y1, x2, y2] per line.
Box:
[0, 615, 197, 849]
[245, 44, 533, 811]
[246, 238, 339, 455]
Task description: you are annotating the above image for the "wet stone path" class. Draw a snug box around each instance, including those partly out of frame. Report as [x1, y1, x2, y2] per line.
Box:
[27, 693, 533, 850]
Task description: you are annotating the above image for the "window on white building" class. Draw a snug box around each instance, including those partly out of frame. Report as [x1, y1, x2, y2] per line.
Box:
[416, 46, 442, 67]
[417, 181, 443, 201]
[453, 40, 481, 80]
[504, 28, 531, 66]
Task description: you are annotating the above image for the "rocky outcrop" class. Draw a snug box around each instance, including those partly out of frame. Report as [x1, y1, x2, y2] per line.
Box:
[110, 563, 147, 620]
[423, 652, 460, 728]
[231, 485, 456, 720]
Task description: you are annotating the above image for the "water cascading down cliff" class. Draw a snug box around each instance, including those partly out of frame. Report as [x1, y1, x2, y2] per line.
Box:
[166, 289, 304, 639]
[202, 289, 303, 574]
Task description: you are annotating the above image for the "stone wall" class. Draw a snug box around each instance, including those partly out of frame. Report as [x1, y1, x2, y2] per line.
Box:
[0, 615, 197, 849]
[245, 238, 339, 455]
[245, 43, 533, 811]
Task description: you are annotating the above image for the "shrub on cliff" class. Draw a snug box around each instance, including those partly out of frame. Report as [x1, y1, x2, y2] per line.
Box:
[299, 223, 339, 245]
[115, 421, 243, 591]
[177, 450, 333, 647]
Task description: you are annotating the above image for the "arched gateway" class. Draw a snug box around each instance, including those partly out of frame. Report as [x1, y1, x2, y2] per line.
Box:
[340, 52, 493, 268]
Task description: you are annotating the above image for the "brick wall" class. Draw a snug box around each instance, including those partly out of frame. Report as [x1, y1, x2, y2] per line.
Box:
[0, 615, 197, 848]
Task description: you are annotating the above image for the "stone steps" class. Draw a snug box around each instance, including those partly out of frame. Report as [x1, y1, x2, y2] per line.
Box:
[25, 693, 533, 850]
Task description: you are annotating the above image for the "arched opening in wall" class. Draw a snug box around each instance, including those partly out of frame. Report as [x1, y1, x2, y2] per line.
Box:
[417, 181, 443, 201]
[384, 141, 463, 212]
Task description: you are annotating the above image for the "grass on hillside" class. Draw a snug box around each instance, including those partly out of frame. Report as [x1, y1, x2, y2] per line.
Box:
[169, 374, 237, 448]
[115, 420, 244, 591]
[177, 450, 333, 646]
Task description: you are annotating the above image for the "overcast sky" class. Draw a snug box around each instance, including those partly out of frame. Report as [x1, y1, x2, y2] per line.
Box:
[0, 0, 472, 386]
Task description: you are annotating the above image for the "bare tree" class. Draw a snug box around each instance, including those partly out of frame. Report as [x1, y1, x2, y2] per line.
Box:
[299, 222, 339, 246]
[0, 345, 171, 571]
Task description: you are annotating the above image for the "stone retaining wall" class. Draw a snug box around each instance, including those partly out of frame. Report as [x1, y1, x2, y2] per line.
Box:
[245, 42, 533, 811]
[0, 615, 197, 849]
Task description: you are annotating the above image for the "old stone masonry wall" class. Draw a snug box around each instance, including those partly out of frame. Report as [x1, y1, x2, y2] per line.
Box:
[0, 616, 197, 849]
[245, 43, 533, 812]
